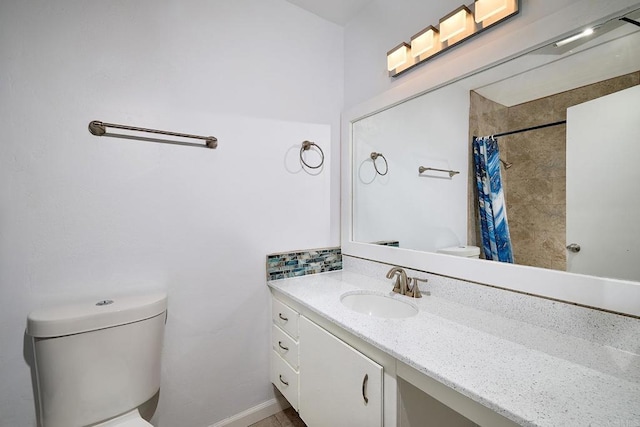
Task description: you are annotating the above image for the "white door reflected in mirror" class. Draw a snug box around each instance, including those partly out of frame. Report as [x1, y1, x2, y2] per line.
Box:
[566, 85, 640, 281]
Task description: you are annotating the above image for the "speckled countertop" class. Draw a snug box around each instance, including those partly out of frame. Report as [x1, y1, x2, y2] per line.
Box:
[268, 270, 640, 427]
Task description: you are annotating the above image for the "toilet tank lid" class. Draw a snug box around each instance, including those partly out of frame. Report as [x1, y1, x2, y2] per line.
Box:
[27, 291, 167, 338]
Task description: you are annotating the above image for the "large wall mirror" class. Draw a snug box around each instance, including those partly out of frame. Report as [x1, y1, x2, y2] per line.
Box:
[345, 5, 640, 315]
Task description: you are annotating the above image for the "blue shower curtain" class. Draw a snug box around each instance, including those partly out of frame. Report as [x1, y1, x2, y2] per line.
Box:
[472, 136, 514, 263]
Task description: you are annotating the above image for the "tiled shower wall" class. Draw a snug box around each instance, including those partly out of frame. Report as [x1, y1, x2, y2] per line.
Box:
[469, 71, 640, 270]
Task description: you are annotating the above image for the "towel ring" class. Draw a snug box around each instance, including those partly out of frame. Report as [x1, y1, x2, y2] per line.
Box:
[300, 141, 324, 169]
[370, 152, 388, 176]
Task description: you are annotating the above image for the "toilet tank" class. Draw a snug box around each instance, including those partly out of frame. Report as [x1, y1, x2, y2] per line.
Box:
[27, 292, 167, 427]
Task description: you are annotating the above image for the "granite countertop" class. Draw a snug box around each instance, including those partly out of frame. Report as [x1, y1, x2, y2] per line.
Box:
[268, 270, 640, 427]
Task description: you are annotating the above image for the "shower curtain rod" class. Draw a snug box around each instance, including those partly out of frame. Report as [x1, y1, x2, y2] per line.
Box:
[481, 119, 567, 139]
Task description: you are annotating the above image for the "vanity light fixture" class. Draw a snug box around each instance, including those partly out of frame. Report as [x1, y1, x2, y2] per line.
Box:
[387, 42, 411, 72]
[387, 0, 520, 77]
[554, 28, 594, 47]
[439, 6, 474, 42]
[411, 26, 439, 58]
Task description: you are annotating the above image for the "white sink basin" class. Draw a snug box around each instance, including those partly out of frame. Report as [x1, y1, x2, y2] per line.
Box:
[340, 291, 418, 319]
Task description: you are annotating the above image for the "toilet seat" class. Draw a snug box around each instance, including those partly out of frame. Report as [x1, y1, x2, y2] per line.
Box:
[93, 409, 153, 427]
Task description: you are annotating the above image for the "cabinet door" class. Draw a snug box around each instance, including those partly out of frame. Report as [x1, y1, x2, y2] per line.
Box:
[299, 316, 382, 427]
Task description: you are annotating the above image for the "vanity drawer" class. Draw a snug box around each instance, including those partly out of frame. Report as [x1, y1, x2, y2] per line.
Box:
[272, 297, 299, 339]
[271, 350, 299, 411]
[272, 324, 299, 369]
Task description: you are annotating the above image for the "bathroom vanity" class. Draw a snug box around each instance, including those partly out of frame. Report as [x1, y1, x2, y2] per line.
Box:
[269, 261, 640, 427]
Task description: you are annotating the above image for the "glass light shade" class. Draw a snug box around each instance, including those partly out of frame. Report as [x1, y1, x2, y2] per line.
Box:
[387, 43, 410, 71]
[474, 0, 507, 22]
[411, 26, 439, 57]
[474, 0, 518, 24]
[439, 6, 473, 42]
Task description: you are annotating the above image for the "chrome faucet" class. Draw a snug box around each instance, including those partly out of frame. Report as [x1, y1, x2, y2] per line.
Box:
[386, 267, 429, 298]
[386, 267, 410, 295]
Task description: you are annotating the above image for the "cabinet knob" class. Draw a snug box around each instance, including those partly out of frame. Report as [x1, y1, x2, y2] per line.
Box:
[362, 374, 369, 404]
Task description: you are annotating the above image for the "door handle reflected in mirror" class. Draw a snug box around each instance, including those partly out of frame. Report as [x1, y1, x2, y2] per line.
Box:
[566, 243, 581, 253]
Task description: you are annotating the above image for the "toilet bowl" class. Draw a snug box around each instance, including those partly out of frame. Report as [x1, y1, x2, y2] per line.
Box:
[437, 245, 481, 258]
[27, 291, 167, 427]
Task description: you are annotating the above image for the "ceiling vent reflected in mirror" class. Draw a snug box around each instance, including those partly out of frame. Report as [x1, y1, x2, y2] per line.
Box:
[555, 28, 595, 47]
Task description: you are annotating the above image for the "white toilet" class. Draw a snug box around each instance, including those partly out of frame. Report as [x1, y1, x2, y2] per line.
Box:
[26, 291, 168, 427]
[437, 245, 481, 258]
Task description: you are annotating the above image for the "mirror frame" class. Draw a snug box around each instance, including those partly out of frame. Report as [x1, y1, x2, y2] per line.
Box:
[341, 0, 640, 317]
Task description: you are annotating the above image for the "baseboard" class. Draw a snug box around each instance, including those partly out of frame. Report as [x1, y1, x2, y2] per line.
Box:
[210, 395, 291, 427]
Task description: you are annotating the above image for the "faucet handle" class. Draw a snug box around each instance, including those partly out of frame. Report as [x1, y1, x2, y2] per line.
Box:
[409, 277, 429, 298]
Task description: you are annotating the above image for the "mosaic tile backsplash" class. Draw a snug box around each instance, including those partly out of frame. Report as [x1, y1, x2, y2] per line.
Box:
[266, 247, 342, 280]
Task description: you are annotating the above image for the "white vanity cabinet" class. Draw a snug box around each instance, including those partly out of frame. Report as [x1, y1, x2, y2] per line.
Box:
[271, 295, 384, 426]
[298, 316, 383, 427]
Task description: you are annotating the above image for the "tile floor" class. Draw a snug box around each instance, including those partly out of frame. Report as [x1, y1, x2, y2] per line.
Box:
[249, 407, 306, 427]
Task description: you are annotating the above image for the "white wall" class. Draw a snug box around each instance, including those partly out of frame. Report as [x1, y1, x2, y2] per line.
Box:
[353, 84, 468, 252]
[0, 1, 342, 426]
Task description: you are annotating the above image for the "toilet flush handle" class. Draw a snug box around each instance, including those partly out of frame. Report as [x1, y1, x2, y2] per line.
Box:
[566, 243, 581, 253]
